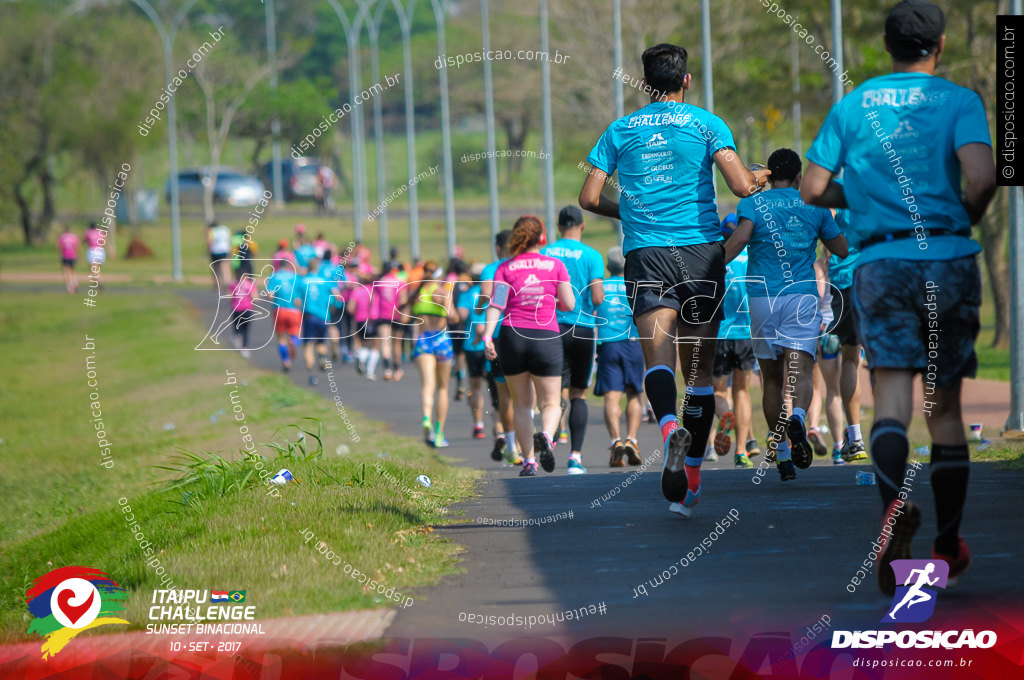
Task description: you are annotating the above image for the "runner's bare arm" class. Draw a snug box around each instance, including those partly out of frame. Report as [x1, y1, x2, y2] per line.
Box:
[578, 167, 620, 220]
[957, 142, 996, 225]
[724, 218, 754, 264]
[556, 281, 576, 313]
[800, 162, 848, 208]
[589, 278, 604, 308]
[822, 233, 848, 259]
[714, 149, 770, 197]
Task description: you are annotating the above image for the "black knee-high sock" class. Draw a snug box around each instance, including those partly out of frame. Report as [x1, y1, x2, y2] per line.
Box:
[682, 386, 716, 465]
[643, 365, 677, 426]
[930, 443, 970, 556]
[569, 398, 588, 452]
[870, 419, 910, 508]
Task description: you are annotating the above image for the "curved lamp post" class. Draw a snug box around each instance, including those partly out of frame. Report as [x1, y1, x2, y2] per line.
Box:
[129, 0, 200, 282]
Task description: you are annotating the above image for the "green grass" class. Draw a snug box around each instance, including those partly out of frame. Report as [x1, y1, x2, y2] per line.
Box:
[0, 292, 477, 642]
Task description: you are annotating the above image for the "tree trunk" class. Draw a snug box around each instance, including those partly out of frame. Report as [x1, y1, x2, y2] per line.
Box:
[38, 158, 56, 239]
[14, 180, 34, 245]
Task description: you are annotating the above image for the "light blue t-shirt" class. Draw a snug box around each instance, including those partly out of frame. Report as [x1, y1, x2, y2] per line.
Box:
[828, 208, 860, 289]
[456, 285, 487, 352]
[719, 247, 751, 340]
[594, 276, 638, 343]
[317, 260, 347, 284]
[266, 269, 299, 309]
[480, 258, 506, 339]
[586, 101, 736, 254]
[806, 72, 991, 265]
[299, 274, 339, 321]
[541, 238, 605, 327]
[737, 187, 840, 298]
[294, 244, 317, 269]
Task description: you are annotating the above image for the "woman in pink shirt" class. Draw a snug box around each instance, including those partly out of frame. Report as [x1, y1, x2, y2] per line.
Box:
[483, 216, 574, 476]
[57, 225, 81, 294]
[346, 275, 374, 377]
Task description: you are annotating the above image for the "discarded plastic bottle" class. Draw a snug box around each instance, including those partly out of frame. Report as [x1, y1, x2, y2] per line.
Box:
[855, 470, 876, 486]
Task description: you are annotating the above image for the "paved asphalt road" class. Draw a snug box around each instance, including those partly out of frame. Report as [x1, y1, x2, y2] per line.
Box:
[184, 289, 1023, 652]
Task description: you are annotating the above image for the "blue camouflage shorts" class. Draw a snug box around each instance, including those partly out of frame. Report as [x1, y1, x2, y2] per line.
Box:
[852, 256, 980, 390]
[413, 329, 454, 362]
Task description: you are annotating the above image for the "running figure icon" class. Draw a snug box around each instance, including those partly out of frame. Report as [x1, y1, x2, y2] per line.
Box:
[886, 562, 939, 621]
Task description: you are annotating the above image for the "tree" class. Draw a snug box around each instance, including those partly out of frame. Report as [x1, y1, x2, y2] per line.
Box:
[183, 28, 276, 222]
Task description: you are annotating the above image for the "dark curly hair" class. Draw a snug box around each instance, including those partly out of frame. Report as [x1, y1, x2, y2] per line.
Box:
[508, 215, 546, 256]
[767, 148, 802, 184]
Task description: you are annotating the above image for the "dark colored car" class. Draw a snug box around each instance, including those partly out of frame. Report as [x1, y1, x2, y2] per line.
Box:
[261, 158, 322, 202]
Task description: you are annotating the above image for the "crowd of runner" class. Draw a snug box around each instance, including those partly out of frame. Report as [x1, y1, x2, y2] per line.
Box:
[63, 0, 995, 599]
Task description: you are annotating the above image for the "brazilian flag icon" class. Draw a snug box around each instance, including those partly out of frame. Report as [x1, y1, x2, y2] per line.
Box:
[229, 591, 246, 603]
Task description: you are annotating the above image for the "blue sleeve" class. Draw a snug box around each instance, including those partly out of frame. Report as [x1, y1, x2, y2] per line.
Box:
[456, 290, 471, 311]
[708, 114, 736, 156]
[737, 197, 756, 223]
[586, 124, 618, 175]
[955, 91, 992, 149]
[819, 207, 840, 240]
[807, 102, 846, 173]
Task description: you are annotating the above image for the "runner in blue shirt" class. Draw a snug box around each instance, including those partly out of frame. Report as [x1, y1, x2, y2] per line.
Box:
[578, 42, 771, 518]
[800, 0, 996, 595]
[728, 148, 848, 481]
[540, 205, 606, 475]
[456, 277, 488, 441]
[477, 230, 519, 464]
[265, 259, 302, 372]
[825, 199, 868, 463]
[592, 247, 645, 469]
[710, 219, 760, 470]
[298, 256, 341, 386]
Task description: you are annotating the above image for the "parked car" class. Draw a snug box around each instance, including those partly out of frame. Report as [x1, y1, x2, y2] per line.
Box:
[164, 167, 266, 207]
[261, 157, 322, 202]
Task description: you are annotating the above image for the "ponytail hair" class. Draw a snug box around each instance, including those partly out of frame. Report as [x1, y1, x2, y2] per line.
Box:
[508, 215, 546, 256]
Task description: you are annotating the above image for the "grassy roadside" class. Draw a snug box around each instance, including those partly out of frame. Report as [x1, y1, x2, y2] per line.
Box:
[0, 292, 477, 642]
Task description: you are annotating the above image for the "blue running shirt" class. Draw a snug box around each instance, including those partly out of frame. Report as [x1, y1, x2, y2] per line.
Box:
[594, 276, 638, 343]
[737, 187, 840, 298]
[719, 247, 752, 340]
[586, 101, 736, 253]
[807, 72, 991, 265]
[541, 238, 605, 326]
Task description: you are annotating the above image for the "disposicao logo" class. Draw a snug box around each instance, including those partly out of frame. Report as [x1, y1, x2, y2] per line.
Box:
[832, 560, 996, 650]
[26, 566, 129, 659]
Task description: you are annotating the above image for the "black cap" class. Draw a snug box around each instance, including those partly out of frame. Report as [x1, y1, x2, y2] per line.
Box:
[885, 0, 945, 59]
[558, 205, 583, 228]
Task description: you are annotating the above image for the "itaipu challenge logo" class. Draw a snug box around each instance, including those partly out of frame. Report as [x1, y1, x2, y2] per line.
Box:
[25, 566, 129, 659]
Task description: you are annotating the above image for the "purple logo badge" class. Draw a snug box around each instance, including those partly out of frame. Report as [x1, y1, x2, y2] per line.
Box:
[883, 559, 949, 623]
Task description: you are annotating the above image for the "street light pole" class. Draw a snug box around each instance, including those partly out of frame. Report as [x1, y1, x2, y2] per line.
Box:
[481, 0, 500, 243]
[325, 0, 366, 242]
[129, 0, 199, 283]
[613, 0, 623, 119]
[266, 0, 284, 207]
[1006, 0, 1024, 435]
[539, 0, 556, 242]
[430, 0, 457, 257]
[831, 0, 844, 105]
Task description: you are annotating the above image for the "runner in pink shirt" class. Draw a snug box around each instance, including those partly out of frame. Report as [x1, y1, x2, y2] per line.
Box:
[483, 216, 575, 476]
[347, 275, 373, 376]
[57, 226, 81, 294]
[367, 268, 405, 381]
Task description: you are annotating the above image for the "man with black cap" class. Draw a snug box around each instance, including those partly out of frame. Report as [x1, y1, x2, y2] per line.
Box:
[802, 0, 996, 595]
[541, 205, 606, 475]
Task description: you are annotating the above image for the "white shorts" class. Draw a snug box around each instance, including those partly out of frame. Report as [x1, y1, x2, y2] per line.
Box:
[749, 294, 822, 360]
[87, 247, 106, 265]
